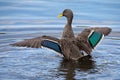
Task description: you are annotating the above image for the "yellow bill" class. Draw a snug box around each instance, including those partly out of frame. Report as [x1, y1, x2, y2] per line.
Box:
[57, 13, 63, 18]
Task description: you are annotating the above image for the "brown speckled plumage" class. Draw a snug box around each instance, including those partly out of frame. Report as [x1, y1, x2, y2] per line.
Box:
[11, 9, 112, 60]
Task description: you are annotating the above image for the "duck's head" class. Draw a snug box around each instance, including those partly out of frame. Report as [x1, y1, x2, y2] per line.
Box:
[58, 9, 73, 19]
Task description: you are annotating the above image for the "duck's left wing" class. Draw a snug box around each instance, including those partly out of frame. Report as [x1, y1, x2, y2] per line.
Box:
[11, 35, 59, 48]
[11, 35, 63, 54]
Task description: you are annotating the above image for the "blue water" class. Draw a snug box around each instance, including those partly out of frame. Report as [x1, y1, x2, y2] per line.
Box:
[0, 0, 120, 80]
[0, 0, 120, 26]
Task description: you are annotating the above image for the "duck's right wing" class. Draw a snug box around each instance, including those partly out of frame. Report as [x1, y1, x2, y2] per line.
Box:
[76, 27, 112, 54]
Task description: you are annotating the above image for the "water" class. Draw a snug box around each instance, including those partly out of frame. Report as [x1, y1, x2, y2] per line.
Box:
[0, 0, 120, 80]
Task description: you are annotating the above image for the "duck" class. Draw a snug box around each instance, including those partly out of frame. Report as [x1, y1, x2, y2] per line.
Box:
[11, 9, 112, 60]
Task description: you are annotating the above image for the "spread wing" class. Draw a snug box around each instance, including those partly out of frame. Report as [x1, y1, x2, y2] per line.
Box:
[76, 27, 112, 55]
[11, 35, 60, 48]
[11, 35, 63, 54]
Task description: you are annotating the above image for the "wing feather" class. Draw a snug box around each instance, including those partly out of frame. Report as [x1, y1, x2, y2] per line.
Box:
[76, 27, 112, 54]
[90, 27, 112, 36]
[11, 35, 59, 48]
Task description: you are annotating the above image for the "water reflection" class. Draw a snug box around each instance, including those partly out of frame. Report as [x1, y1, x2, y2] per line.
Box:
[58, 56, 95, 80]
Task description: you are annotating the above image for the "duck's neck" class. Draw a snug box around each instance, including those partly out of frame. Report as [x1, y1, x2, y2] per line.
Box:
[62, 16, 74, 39]
[67, 16, 73, 25]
